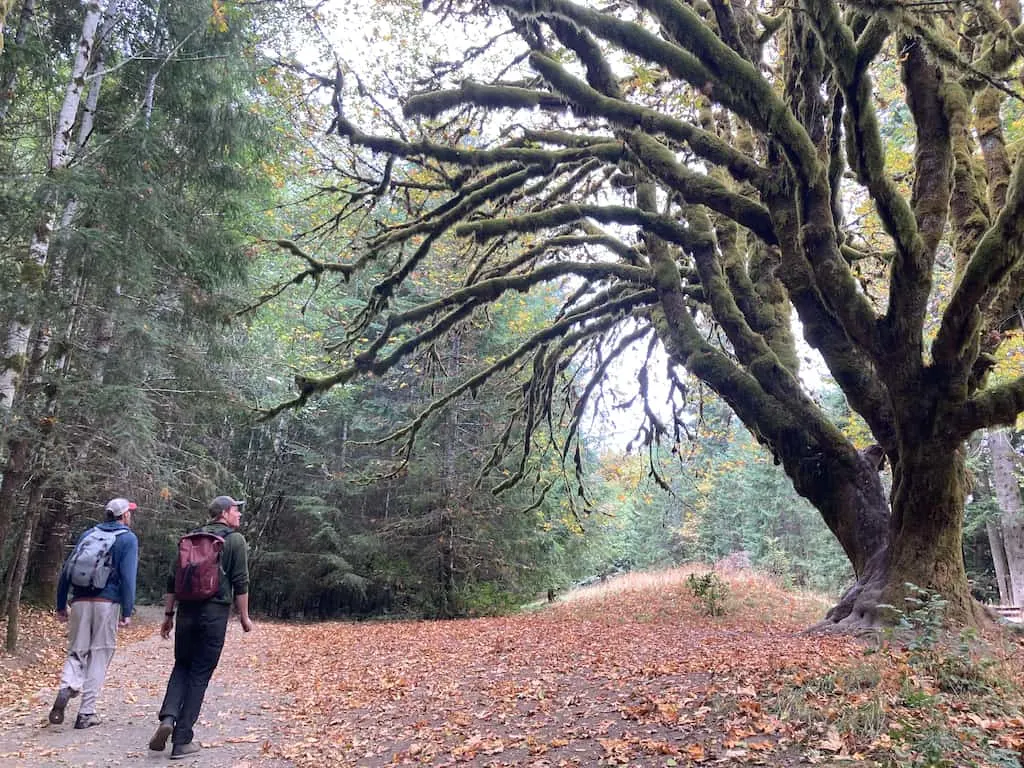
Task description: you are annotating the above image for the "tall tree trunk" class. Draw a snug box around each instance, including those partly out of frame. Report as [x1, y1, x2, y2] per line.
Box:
[885, 446, 977, 619]
[0, 435, 27, 564]
[6, 0, 124, 608]
[23, 498, 68, 604]
[986, 519, 1013, 605]
[990, 429, 1024, 605]
[0, 0, 14, 53]
[806, 442, 985, 628]
[4, 497, 41, 651]
[0, 0, 107, 414]
[0, 306, 72, 600]
[0, 337, 39, 565]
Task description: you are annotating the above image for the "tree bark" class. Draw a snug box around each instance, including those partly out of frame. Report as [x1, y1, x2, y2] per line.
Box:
[810, 446, 982, 628]
[986, 518, 1012, 605]
[4, 500, 41, 651]
[23, 500, 68, 604]
[0, 0, 107, 414]
[0, 434, 29, 576]
[990, 429, 1024, 606]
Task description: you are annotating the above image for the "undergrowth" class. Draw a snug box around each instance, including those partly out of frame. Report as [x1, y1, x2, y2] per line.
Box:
[773, 583, 1024, 767]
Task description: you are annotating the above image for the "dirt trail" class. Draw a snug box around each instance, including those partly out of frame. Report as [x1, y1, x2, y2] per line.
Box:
[0, 607, 292, 768]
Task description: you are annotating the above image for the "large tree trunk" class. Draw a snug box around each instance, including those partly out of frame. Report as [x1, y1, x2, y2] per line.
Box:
[793, 441, 984, 629]
[990, 429, 1024, 605]
[885, 446, 978, 621]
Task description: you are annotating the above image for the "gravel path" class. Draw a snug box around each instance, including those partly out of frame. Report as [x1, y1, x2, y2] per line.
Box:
[0, 607, 293, 768]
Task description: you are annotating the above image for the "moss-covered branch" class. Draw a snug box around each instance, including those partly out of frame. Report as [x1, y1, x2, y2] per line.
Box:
[950, 375, 1024, 438]
[473, 233, 646, 285]
[495, 0, 824, 187]
[802, 0, 935, 371]
[932, 154, 1024, 384]
[362, 259, 651, 358]
[354, 290, 657, 475]
[683, 204, 849, 448]
[528, 52, 769, 188]
[456, 202, 705, 251]
[240, 239, 355, 316]
[624, 131, 777, 245]
[881, 43, 951, 364]
[767, 191, 897, 451]
[404, 80, 568, 118]
[338, 116, 623, 170]
[946, 81, 991, 280]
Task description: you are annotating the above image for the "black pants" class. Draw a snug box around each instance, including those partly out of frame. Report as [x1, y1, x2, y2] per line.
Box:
[158, 601, 230, 745]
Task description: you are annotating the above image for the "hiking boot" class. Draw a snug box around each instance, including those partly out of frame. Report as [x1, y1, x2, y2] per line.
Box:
[149, 716, 174, 751]
[74, 712, 101, 729]
[48, 687, 77, 724]
[169, 741, 201, 760]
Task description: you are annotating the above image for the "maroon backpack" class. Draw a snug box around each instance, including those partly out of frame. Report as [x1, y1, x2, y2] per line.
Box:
[174, 531, 228, 601]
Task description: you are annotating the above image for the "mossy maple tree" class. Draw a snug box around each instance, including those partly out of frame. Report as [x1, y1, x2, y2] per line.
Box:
[272, 0, 1024, 628]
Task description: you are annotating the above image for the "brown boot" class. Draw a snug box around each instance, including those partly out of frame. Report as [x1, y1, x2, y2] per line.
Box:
[149, 716, 174, 751]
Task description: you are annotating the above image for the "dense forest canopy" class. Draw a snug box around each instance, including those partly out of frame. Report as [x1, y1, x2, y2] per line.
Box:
[264, 0, 1024, 627]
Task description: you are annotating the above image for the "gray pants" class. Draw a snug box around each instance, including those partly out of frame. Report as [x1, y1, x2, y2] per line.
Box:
[60, 600, 120, 715]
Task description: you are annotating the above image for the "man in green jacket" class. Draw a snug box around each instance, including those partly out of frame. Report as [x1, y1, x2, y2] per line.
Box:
[149, 495, 253, 760]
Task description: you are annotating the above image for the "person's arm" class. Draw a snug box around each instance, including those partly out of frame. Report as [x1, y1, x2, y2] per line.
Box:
[229, 534, 252, 631]
[234, 592, 253, 632]
[56, 563, 70, 621]
[160, 592, 176, 639]
[118, 533, 139, 624]
[160, 552, 178, 639]
[56, 531, 86, 620]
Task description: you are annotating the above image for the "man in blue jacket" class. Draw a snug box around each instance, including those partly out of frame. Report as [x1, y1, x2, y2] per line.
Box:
[49, 497, 139, 729]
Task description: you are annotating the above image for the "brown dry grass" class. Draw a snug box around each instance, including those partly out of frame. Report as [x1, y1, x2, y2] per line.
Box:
[557, 565, 833, 627]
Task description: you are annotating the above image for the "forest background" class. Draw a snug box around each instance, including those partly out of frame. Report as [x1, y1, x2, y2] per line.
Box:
[0, 0, 1021, 653]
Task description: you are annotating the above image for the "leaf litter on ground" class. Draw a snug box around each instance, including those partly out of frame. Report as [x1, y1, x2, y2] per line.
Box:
[3, 568, 1024, 767]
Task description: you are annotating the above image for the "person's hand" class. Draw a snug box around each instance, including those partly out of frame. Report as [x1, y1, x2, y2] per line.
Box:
[160, 616, 173, 640]
[119, 616, 132, 627]
[239, 615, 253, 633]
[56, 609, 68, 623]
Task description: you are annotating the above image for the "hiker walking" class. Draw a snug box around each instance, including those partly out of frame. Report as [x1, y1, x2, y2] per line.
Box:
[150, 495, 253, 760]
[49, 497, 139, 729]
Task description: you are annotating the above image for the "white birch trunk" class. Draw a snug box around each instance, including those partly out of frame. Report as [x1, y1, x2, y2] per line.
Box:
[990, 429, 1024, 607]
[143, 69, 158, 126]
[0, 0, 108, 413]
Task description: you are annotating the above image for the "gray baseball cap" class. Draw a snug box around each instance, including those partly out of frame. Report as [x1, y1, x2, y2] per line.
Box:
[208, 495, 245, 516]
[105, 497, 137, 517]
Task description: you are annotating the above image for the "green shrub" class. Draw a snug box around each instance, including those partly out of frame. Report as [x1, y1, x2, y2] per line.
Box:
[686, 572, 730, 616]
